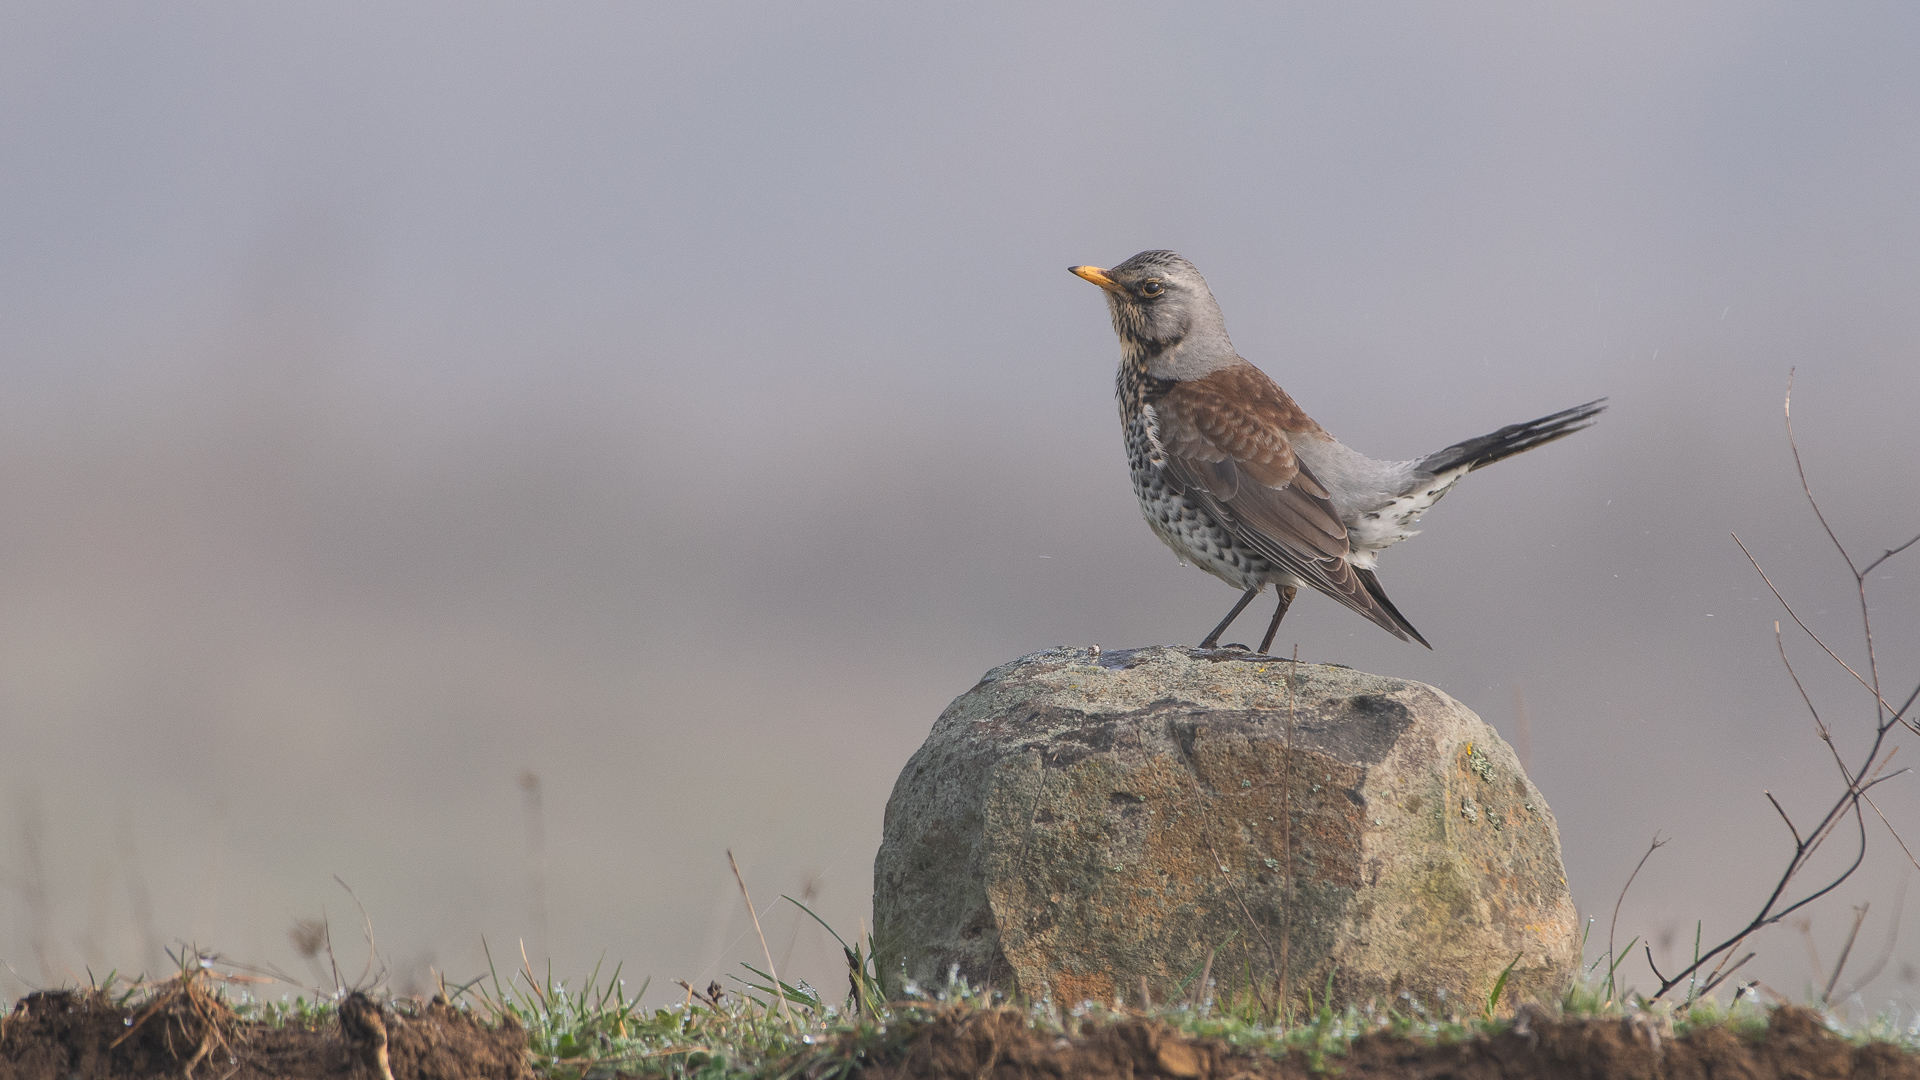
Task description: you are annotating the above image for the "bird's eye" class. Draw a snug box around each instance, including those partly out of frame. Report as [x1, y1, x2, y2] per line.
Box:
[1141, 279, 1164, 296]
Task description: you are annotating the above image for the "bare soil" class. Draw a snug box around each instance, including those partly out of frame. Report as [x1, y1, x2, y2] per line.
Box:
[8, 987, 1916, 1080]
[857, 1004, 1920, 1080]
[0, 988, 530, 1080]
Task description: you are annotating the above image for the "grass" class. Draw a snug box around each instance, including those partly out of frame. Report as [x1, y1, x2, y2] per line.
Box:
[228, 949, 1916, 1079]
[440, 952, 1920, 1079]
[28, 928, 1920, 1080]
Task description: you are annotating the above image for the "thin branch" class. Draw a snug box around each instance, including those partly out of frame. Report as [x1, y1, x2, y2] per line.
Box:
[1733, 534, 1904, 721]
[1782, 374, 1916, 735]
[1782, 371, 1858, 576]
[1838, 871, 1909, 999]
[1764, 793, 1802, 848]
[1897, 681, 1920, 737]
[1862, 788, 1920, 872]
[1643, 382, 1915, 1001]
[1693, 952, 1754, 999]
[1798, 798, 1876, 913]
[1822, 904, 1869, 1002]
[1652, 776, 1874, 999]
[1776, 622, 1832, 743]
[1861, 532, 1920, 577]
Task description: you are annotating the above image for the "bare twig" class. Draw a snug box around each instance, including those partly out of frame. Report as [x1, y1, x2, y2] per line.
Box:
[1646, 381, 1914, 1000]
[1900, 683, 1920, 733]
[1785, 377, 1905, 734]
[1838, 871, 1909, 999]
[1278, 645, 1299, 1017]
[1773, 624, 1914, 882]
[1862, 533, 1920, 577]
[1644, 942, 1666, 984]
[1764, 793, 1803, 848]
[1782, 371, 1919, 735]
[1734, 535, 1904, 721]
[1782, 371, 1856, 577]
[1776, 623, 1833, 744]
[1693, 952, 1754, 999]
[1861, 786, 1920, 872]
[1648, 678, 1877, 999]
[1823, 904, 1870, 1002]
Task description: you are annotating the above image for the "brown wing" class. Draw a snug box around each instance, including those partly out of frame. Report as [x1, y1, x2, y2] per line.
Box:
[1154, 366, 1428, 646]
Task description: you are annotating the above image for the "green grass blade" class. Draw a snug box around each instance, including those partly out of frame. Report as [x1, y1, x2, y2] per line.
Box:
[1485, 953, 1522, 1018]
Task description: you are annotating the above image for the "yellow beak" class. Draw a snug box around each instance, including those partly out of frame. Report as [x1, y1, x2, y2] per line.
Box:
[1069, 265, 1125, 294]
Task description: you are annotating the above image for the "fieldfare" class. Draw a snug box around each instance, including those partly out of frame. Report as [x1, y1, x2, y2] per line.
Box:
[1071, 250, 1604, 651]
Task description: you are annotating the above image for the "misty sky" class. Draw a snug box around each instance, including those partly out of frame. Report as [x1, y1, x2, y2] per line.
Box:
[2, 3, 1917, 1010]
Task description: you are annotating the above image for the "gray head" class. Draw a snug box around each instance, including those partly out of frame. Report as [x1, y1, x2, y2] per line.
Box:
[1069, 250, 1236, 378]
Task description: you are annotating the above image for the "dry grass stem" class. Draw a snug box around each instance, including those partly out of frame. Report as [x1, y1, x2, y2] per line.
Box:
[727, 849, 797, 1031]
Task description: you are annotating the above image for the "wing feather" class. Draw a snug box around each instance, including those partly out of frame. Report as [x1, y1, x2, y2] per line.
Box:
[1156, 369, 1429, 647]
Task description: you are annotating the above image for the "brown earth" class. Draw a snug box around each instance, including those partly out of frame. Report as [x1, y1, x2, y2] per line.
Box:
[8, 986, 1916, 1080]
[857, 1005, 1920, 1080]
[0, 987, 530, 1080]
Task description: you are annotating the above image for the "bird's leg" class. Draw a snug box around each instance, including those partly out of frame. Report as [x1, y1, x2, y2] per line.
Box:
[1199, 586, 1262, 649]
[1258, 585, 1298, 655]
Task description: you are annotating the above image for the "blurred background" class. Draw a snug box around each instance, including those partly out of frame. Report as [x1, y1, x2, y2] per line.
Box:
[2, 2, 1917, 1011]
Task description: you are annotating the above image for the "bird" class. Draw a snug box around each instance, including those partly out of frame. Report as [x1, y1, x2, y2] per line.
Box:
[1070, 250, 1604, 652]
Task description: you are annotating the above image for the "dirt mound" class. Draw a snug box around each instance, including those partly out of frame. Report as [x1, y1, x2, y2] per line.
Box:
[9, 990, 1914, 1080]
[0, 988, 530, 1080]
[859, 1004, 1920, 1080]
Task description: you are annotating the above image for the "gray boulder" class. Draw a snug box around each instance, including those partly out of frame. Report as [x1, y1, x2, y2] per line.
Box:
[872, 646, 1580, 1011]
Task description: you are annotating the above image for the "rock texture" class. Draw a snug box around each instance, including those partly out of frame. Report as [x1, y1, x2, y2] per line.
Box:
[872, 646, 1579, 1011]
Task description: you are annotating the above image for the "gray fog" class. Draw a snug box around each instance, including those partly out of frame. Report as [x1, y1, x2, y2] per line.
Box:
[2, 3, 1917, 1009]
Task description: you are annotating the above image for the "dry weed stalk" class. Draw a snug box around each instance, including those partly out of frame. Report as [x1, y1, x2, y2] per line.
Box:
[1607, 833, 1669, 1004]
[1833, 870, 1910, 1001]
[1645, 375, 1919, 1003]
[1277, 645, 1298, 1013]
[727, 849, 798, 1030]
[108, 956, 248, 1080]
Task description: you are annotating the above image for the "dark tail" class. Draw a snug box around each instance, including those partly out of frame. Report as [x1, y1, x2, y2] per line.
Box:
[1356, 567, 1431, 650]
[1416, 398, 1607, 476]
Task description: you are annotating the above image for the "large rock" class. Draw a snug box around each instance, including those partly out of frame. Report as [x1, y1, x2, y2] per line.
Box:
[872, 646, 1580, 1011]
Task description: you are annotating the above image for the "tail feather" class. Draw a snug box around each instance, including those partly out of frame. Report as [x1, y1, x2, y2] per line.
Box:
[1356, 567, 1431, 650]
[1417, 398, 1607, 476]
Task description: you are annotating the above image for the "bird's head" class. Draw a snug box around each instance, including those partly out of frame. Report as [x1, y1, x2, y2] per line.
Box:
[1070, 250, 1234, 377]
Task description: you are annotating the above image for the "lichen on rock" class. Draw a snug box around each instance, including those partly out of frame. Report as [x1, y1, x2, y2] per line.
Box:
[872, 646, 1580, 1011]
